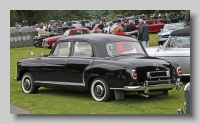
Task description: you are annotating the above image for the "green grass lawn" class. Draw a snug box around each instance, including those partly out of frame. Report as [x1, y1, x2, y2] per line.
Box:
[10, 34, 186, 114]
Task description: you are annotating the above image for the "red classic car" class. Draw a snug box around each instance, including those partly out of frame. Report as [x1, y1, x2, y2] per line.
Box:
[136, 19, 165, 33]
[43, 28, 91, 49]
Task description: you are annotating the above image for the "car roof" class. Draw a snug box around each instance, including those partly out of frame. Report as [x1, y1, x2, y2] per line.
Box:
[58, 34, 138, 43]
[170, 28, 190, 36]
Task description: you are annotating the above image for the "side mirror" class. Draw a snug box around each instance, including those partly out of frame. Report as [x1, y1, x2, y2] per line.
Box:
[30, 51, 34, 57]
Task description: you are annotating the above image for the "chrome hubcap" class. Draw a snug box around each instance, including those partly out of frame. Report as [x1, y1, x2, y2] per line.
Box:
[94, 84, 104, 97]
[23, 78, 31, 90]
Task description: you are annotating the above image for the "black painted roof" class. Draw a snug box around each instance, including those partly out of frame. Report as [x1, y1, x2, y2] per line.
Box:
[58, 33, 138, 43]
[170, 28, 190, 36]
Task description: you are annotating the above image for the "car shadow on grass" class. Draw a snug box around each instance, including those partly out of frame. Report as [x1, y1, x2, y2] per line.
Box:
[36, 87, 180, 103]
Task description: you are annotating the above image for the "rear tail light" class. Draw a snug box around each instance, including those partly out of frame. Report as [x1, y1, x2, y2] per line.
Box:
[131, 69, 137, 79]
[177, 67, 182, 76]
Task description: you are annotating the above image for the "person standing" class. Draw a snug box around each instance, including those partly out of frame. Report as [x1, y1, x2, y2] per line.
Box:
[138, 20, 149, 48]
[98, 21, 104, 31]
[68, 20, 72, 26]
[121, 20, 125, 30]
[125, 20, 138, 38]
[91, 21, 96, 29]
[81, 19, 85, 27]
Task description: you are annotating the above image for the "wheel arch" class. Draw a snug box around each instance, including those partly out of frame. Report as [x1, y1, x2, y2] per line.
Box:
[19, 69, 30, 80]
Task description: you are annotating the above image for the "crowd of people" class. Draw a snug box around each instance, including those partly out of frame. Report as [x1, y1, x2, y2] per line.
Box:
[92, 18, 149, 48]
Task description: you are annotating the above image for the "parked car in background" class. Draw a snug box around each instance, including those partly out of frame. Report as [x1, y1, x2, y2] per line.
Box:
[158, 15, 171, 24]
[157, 22, 185, 45]
[33, 29, 55, 47]
[34, 26, 76, 47]
[177, 82, 190, 114]
[43, 28, 90, 49]
[84, 20, 91, 27]
[146, 28, 190, 77]
[14, 34, 182, 102]
[72, 24, 83, 28]
[136, 19, 165, 33]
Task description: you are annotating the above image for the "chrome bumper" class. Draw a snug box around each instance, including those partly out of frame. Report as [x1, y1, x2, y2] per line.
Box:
[124, 84, 175, 91]
[13, 77, 19, 82]
[124, 78, 181, 93]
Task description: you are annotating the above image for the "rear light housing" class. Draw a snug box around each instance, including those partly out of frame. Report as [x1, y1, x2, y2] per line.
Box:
[131, 69, 137, 79]
[170, 68, 176, 78]
[177, 67, 182, 76]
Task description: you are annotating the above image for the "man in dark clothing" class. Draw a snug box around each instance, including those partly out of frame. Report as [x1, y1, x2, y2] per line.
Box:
[98, 21, 104, 31]
[138, 20, 149, 48]
[121, 20, 125, 29]
[68, 20, 72, 26]
[125, 20, 138, 38]
[81, 19, 85, 27]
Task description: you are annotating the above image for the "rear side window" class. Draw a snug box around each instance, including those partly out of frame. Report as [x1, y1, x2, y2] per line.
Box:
[53, 42, 71, 56]
[72, 41, 93, 57]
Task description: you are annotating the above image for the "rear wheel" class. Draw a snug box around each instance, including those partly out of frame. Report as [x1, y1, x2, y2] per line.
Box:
[90, 78, 113, 102]
[21, 73, 38, 94]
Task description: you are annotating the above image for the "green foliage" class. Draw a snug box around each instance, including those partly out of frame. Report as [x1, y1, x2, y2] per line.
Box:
[10, 10, 21, 26]
[10, 10, 190, 25]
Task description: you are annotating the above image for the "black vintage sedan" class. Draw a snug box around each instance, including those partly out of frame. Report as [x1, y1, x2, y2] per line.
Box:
[14, 34, 182, 102]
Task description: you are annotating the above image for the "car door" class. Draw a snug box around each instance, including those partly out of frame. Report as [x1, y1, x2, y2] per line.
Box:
[146, 20, 155, 32]
[66, 40, 94, 86]
[41, 41, 71, 83]
[154, 20, 161, 32]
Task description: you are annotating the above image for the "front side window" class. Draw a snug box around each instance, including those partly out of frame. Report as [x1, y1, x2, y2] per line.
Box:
[106, 41, 146, 56]
[52, 42, 70, 56]
[72, 41, 93, 57]
[165, 36, 190, 48]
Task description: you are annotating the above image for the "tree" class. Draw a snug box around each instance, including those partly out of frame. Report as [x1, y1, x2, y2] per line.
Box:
[10, 10, 20, 26]
[10, 10, 52, 26]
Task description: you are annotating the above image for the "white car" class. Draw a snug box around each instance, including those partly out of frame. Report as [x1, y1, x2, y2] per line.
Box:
[146, 28, 190, 77]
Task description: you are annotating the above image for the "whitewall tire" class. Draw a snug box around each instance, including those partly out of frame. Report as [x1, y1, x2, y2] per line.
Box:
[90, 78, 113, 102]
[21, 73, 38, 94]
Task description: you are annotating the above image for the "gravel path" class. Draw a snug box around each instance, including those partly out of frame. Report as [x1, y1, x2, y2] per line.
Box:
[10, 104, 31, 114]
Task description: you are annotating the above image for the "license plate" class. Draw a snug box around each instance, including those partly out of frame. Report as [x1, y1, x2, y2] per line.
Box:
[147, 71, 169, 79]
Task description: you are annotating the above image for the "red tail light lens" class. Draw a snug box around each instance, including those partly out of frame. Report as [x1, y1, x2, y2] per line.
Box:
[131, 70, 137, 79]
[177, 67, 182, 76]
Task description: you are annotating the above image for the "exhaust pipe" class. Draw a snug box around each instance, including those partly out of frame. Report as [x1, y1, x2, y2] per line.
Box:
[138, 93, 149, 98]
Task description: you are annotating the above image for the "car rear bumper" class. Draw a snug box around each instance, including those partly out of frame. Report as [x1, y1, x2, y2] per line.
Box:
[110, 78, 181, 93]
[124, 84, 175, 91]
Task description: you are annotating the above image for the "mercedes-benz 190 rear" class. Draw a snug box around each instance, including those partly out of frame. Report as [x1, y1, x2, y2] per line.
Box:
[123, 57, 182, 97]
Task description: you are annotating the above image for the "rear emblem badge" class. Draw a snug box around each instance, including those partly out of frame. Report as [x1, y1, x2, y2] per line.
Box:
[153, 62, 158, 67]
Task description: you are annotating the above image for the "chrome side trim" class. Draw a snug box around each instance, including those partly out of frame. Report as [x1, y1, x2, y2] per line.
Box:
[34, 81, 85, 86]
